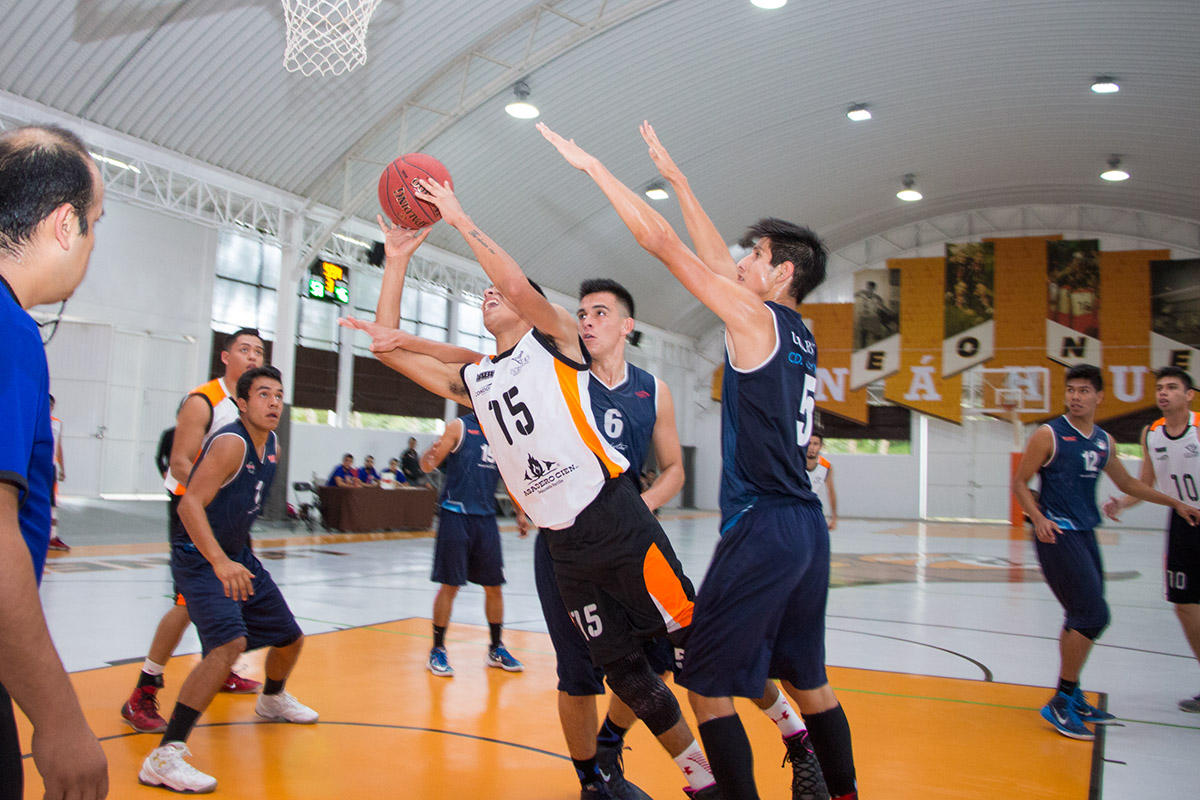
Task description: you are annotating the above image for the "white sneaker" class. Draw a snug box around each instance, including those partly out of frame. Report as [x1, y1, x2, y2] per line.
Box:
[138, 742, 217, 793]
[255, 690, 319, 723]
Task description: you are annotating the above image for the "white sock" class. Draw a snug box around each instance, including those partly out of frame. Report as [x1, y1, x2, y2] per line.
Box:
[763, 691, 806, 738]
[672, 740, 715, 791]
[142, 658, 167, 677]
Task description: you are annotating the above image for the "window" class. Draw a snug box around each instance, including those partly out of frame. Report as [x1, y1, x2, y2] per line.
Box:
[400, 287, 449, 342]
[457, 298, 495, 354]
[822, 439, 912, 455]
[212, 230, 279, 336]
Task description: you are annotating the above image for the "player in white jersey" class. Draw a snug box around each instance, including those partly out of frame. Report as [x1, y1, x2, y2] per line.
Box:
[805, 431, 837, 531]
[1103, 366, 1200, 712]
[342, 191, 719, 799]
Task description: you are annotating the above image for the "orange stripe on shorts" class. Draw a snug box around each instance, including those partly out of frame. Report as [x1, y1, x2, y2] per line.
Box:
[643, 543, 693, 632]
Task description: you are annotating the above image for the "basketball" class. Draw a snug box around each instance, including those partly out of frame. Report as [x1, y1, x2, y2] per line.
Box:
[377, 153, 453, 229]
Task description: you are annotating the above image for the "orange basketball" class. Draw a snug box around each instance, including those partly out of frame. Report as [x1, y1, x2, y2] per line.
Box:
[377, 153, 453, 229]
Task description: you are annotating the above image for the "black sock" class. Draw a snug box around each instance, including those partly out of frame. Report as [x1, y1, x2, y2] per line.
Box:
[572, 756, 601, 788]
[137, 671, 164, 690]
[1057, 677, 1078, 696]
[433, 624, 447, 649]
[697, 715, 758, 800]
[597, 715, 628, 746]
[489, 623, 502, 649]
[804, 704, 857, 798]
[262, 677, 285, 696]
[160, 702, 201, 747]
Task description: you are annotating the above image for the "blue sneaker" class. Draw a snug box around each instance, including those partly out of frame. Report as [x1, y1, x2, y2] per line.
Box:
[485, 643, 524, 672]
[1071, 687, 1116, 724]
[1040, 692, 1094, 740]
[427, 646, 454, 677]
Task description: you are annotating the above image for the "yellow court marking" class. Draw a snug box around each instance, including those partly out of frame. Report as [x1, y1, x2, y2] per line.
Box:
[20, 620, 1095, 798]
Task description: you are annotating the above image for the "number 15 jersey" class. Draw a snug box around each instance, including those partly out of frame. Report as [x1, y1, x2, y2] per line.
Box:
[461, 328, 628, 530]
[720, 302, 819, 528]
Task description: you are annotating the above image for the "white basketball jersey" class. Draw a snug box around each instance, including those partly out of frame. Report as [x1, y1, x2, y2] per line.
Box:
[164, 377, 238, 495]
[1146, 411, 1200, 510]
[807, 456, 830, 492]
[461, 328, 628, 530]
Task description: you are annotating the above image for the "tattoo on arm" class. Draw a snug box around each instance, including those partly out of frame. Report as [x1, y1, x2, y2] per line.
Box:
[467, 229, 496, 255]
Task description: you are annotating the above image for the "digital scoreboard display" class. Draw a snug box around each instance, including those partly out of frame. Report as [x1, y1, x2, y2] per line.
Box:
[308, 259, 350, 304]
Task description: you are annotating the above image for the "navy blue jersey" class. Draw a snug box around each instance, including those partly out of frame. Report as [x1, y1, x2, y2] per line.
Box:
[1037, 415, 1111, 531]
[440, 413, 501, 516]
[719, 302, 819, 528]
[173, 419, 277, 556]
[0, 276, 54, 582]
[589, 362, 658, 485]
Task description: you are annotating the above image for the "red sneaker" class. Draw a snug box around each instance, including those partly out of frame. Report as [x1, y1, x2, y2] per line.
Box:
[221, 670, 262, 694]
[48, 535, 70, 551]
[121, 685, 167, 733]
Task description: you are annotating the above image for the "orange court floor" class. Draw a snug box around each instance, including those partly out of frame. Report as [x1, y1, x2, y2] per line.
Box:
[19, 618, 1099, 799]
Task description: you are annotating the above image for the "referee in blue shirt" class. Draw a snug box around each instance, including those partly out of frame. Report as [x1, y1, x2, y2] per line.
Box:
[0, 126, 108, 798]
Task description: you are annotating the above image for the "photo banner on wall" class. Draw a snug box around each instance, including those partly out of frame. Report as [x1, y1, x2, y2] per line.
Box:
[849, 268, 900, 389]
[941, 242, 995, 376]
[1150, 258, 1200, 385]
[1046, 240, 1101, 366]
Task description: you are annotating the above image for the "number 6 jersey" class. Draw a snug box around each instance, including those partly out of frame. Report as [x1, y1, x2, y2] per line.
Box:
[719, 302, 820, 529]
[1146, 411, 1200, 510]
[461, 328, 628, 530]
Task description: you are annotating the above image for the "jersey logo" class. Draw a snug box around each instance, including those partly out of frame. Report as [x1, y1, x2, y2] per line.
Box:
[1096, 438, 1107, 450]
[1062, 436, 1076, 442]
[509, 351, 530, 376]
[524, 454, 557, 480]
[267, 454, 276, 463]
[246, 462, 256, 473]
[1187, 443, 1199, 458]
[635, 390, 651, 399]
[475, 369, 494, 381]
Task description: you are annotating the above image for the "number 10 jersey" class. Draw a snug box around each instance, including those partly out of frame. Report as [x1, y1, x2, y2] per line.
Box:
[1147, 411, 1200, 510]
[461, 328, 628, 530]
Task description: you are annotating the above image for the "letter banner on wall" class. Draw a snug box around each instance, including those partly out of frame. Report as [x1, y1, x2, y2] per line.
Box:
[849, 268, 900, 389]
[941, 242, 995, 376]
[1046, 240, 1101, 366]
[1150, 258, 1200, 386]
[802, 303, 869, 424]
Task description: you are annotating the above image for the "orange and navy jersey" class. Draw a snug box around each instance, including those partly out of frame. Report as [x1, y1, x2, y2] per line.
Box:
[461, 328, 628, 530]
[164, 377, 238, 496]
[1147, 411, 1200, 510]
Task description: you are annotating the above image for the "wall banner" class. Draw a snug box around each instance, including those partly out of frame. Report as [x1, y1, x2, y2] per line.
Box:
[802, 303, 868, 424]
[1150, 258, 1200, 386]
[850, 268, 900, 389]
[1046, 240, 1101, 366]
[941, 242, 995, 376]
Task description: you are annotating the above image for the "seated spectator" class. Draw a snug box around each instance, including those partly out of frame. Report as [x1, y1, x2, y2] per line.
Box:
[400, 437, 424, 485]
[358, 455, 381, 486]
[379, 458, 407, 489]
[327, 453, 361, 487]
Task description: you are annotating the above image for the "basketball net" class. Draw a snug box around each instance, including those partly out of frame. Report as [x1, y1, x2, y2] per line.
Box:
[281, 0, 382, 76]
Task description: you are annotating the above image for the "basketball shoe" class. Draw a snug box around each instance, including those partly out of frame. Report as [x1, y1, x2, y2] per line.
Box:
[485, 643, 524, 672]
[581, 779, 618, 799]
[596, 740, 653, 800]
[782, 730, 831, 800]
[255, 691, 319, 724]
[683, 785, 721, 798]
[139, 742, 216, 793]
[1179, 693, 1200, 713]
[1070, 687, 1116, 724]
[1040, 691, 1094, 740]
[121, 685, 168, 734]
[48, 535, 70, 551]
[428, 646, 454, 677]
[220, 670, 262, 694]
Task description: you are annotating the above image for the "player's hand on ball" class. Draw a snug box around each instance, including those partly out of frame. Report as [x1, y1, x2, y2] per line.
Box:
[414, 178, 467, 227]
[536, 123, 598, 171]
[376, 215, 432, 259]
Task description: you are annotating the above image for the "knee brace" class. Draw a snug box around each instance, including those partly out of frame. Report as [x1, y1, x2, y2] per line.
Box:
[603, 652, 682, 736]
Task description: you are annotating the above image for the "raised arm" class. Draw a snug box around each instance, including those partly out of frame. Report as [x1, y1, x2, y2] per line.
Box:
[338, 316, 473, 405]
[420, 418, 463, 473]
[413, 178, 579, 353]
[642, 379, 684, 512]
[373, 215, 431, 329]
[640, 121, 737, 281]
[537, 123, 774, 366]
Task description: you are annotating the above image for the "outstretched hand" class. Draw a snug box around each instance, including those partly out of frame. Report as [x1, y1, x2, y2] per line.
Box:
[536, 122, 599, 171]
[338, 316, 412, 354]
[414, 178, 468, 228]
[639, 120, 684, 183]
[376, 215, 432, 260]
[1101, 496, 1122, 522]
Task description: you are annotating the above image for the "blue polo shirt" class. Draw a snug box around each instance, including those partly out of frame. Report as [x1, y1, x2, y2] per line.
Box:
[0, 276, 54, 582]
[327, 464, 357, 486]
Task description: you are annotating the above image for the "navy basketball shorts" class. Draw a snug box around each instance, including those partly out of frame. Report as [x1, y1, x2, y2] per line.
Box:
[167, 493, 185, 602]
[1033, 528, 1109, 631]
[1166, 511, 1200, 604]
[544, 476, 695, 668]
[535, 530, 677, 695]
[678, 497, 831, 699]
[431, 510, 505, 587]
[171, 544, 303, 655]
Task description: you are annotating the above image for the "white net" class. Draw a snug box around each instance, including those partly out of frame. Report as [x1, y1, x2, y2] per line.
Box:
[281, 0, 383, 76]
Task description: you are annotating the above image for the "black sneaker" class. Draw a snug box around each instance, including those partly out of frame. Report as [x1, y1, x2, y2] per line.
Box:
[783, 731, 830, 800]
[683, 784, 721, 799]
[581, 779, 618, 799]
[596, 740, 653, 800]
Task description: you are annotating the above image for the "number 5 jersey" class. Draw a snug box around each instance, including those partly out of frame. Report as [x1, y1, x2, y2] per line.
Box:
[461, 329, 628, 530]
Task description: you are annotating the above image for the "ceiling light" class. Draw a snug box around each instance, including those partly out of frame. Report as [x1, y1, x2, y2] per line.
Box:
[846, 104, 871, 122]
[896, 174, 922, 202]
[89, 151, 141, 174]
[644, 180, 669, 201]
[751, 0, 787, 7]
[1091, 76, 1119, 94]
[1100, 156, 1129, 181]
[334, 232, 370, 247]
[504, 79, 540, 119]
